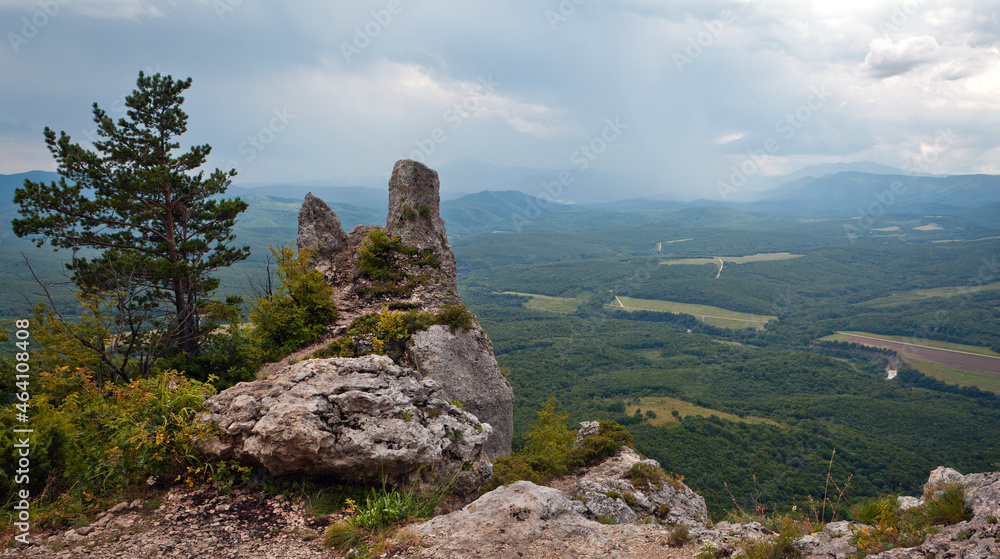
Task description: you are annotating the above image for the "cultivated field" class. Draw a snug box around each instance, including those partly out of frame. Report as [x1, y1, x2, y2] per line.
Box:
[625, 396, 780, 427]
[613, 296, 777, 329]
[862, 282, 1000, 307]
[660, 252, 803, 266]
[822, 331, 1000, 391]
[503, 292, 581, 313]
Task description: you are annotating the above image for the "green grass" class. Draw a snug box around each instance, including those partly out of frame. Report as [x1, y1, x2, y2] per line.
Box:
[824, 331, 1000, 357]
[613, 295, 776, 329]
[626, 396, 780, 427]
[503, 292, 582, 313]
[862, 282, 1000, 307]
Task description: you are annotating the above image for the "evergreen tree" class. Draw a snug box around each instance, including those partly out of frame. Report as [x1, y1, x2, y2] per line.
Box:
[12, 71, 249, 365]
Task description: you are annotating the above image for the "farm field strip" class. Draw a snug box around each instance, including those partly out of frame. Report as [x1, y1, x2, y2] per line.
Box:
[659, 252, 803, 266]
[625, 396, 781, 427]
[903, 357, 1000, 395]
[502, 291, 581, 313]
[863, 282, 1000, 306]
[833, 331, 1000, 357]
[613, 296, 776, 329]
[826, 331, 1000, 378]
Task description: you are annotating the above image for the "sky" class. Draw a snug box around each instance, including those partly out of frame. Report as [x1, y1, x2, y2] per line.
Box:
[2, 0, 1000, 199]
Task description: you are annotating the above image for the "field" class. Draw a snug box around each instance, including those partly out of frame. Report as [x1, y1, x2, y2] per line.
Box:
[625, 396, 780, 427]
[862, 282, 1000, 307]
[903, 358, 1000, 394]
[613, 295, 777, 329]
[820, 332, 1000, 389]
[503, 292, 581, 313]
[827, 331, 1000, 358]
[660, 252, 803, 266]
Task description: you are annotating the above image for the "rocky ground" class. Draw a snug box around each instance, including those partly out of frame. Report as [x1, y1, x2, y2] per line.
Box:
[3, 486, 334, 559]
[7, 465, 1000, 559]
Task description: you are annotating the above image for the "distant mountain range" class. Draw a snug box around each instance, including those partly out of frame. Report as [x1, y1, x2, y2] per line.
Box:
[3, 162, 999, 239]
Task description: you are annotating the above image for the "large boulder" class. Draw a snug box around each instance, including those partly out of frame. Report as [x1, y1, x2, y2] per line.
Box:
[414, 481, 624, 558]
[197, 355, 492, 504]
[409, 325, 514, 458]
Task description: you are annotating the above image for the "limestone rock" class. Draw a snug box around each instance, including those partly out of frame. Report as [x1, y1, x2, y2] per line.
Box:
[197, 355, 492, 503]
[385, 160, 456, 291]
[287, 160, 514, 459]
[793, 521, 859, 559]
[296, 193, 347, 265]
[827, 469, 1000, 559]
[409, 324, 514, 458]
[414, 481, 627, 558]
[566, 445, 709, 527]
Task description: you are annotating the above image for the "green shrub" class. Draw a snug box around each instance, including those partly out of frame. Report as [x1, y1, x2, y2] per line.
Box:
[624, 462, 665, 491]
[567, 420, 633, 468]
[848, 484, 971, 557]
[250, 245, 337, 359]
[920, 483, 972, 525]
[357, 228, 439, 298]
[315, 305, 476, 364]
[323, 480, 447, 557]
[666, 524, 690, 546]
[0, 367, 216, 514]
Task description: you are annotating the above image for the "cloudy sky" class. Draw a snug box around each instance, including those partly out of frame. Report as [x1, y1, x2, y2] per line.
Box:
[2, 0, 1000, 199]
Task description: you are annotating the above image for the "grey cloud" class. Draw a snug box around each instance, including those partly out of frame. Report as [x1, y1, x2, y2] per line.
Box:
[861, 36, 941, 78]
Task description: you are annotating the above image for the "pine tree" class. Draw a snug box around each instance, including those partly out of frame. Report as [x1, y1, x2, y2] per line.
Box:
[13, 71, 249, 364]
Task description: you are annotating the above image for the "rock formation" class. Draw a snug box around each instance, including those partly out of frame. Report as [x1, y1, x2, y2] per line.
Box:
[296, 193, 348, 266]
[385, 159, 457, 291]
[565, 445, 709, 527]
[290, 159, 513, 457]
[794, 467, 1000, 559]
[198, 355, 492, 504]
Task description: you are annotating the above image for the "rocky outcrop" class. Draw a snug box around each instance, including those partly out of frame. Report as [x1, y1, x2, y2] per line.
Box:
[409, 325, 514, 457]
[410, 481, 699, 559]
[290, 159, 513, 458]
[865, 470, 1000, 559]
[794, 520, 861, 559]
[386, 159, 457, 292]
[197, 355, 492, 504]
[795, 467, 1000, 559]
[564, 445, 709, 528]
[297, 193, 348, 266]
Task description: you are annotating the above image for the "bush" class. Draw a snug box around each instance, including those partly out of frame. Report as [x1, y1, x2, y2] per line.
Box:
[250, 245, 337, 359]
[484, 401, 634, 492]
[323, 480, 447, 558]
[0, 367, 216, 513]
[316, 305, 477, 364]
[624, 462, 665, 491]
[848, 483, 972, 557]
[357, 228, 439, 298]
[567, 420, 633, 468]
